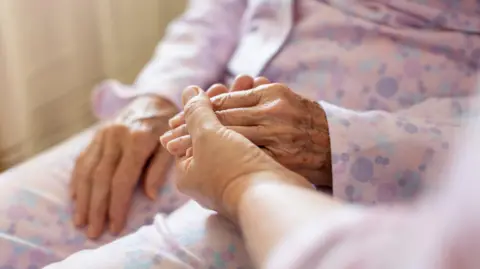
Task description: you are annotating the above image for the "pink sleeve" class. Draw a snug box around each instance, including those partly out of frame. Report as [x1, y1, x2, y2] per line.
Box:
[266, 99, 480, 269]
[320, 96, 478, 204]
[92, 0, 247, 119]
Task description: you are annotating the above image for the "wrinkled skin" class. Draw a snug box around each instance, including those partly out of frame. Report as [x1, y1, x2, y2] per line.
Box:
[163, 79, 332, 187]
[71, 95, 178, 239]
[70, 75, 263, 239]
[162, 86, 313, 223]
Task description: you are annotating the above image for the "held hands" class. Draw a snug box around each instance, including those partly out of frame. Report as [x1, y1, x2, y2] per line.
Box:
[162, 86, 313, 222]
[70, 76, 259, 239]
[163, 79, 333, 187]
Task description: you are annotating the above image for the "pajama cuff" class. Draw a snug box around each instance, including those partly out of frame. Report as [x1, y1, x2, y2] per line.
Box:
[318, 101, 366, 199]
[91, 79, 182, 120]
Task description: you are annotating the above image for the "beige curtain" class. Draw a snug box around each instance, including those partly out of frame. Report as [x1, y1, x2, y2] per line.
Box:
[0, 0, 186, 170]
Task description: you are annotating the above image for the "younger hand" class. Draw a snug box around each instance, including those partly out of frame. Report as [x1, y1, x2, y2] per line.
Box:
[164, 82, 333, 187]
[162, 86, 312, 222]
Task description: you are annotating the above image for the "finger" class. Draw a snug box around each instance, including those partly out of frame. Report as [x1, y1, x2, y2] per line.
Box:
[109, 135, 153, 234]
[166, 135, 192, 157]
[230, 74, 254, 92]
[206, 83, 229, 98]
[73, 132, 104, 227]
[144, 148, 172, 200]
[185, 147, 193, 158]
[70, 133, 100, 198]
[182, 86, 222, 138]
[87, 131, 121, 239]
[168, 79, 256, 129]
[216, 107, 265, 127]
[70, 152, 85, 199]
[211, 87, 262, 111]
[168, 111, 184, 129]
[166, 124, 270, 157]
[253, 76, 270, 87]
[164, 124, 272, 157]
[160, 124, 188, 149]
[170, 83, 219, 129]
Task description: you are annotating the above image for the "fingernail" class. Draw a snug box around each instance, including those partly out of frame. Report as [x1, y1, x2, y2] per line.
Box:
[183, 86, 200, 104]
[74, 214, 83, 227]
[148, 188, 158, 200]
[109, 223, 118, 235]
[162, 131, 172, 139]
[168, 117, 177, 128]
[87, 226, 97, 239]
[160, 131, 172, 146]
[166, 141, 178, 154]
[169, 112, 184, 128]
[186, 148, 193, 157]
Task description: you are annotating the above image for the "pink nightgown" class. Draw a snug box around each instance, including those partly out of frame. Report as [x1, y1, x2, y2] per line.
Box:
[0, 0, 479, 268]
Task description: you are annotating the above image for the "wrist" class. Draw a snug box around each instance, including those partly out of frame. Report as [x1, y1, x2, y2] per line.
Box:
[308, 101, 333, 187]
[222, 170, 314, 224]
[141, 94, 178, 111]
[132, 95, 179, 118]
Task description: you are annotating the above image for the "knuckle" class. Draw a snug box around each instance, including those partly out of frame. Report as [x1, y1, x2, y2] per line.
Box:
[108, 123, 129, 138]
[270, 83, 289, 94]
[212, 94, 228, 109]
[215, 110, 228, 124]
[184, 98, 204, 115]
[246, 88, 261, 101]
[108, 123, 128, 132]
[267, 98, 289, 116]
[130, 129, 148, 141]
[104, 124, 128, 141]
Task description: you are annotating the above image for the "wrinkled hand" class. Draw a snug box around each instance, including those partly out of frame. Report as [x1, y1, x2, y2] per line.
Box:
[70, 95, 178, 239]
[164, 82, 332, 187]
[161, 86, 312, 222]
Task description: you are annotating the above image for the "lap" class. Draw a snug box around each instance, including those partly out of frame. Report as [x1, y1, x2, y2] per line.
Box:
[46, 201, 253, 269]
[0, 126, 188, 268]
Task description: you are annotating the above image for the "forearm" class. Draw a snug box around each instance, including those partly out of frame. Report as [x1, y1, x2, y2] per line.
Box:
[236, 172, 342, 268]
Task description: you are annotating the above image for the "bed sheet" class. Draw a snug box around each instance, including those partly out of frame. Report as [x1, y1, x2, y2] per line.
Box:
[0, 126, 192, 268]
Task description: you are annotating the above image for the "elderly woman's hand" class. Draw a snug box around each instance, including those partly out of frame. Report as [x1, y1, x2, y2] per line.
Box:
[161, 86, 313, 222]
[164, 83, 332, 187]
[70, 95, 178, 238]
[71, 81, 241, 239]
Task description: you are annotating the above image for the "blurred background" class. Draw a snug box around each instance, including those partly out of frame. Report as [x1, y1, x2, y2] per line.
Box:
[0, 0, 186, 171]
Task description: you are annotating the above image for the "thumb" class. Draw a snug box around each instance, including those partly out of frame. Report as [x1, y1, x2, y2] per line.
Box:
[182, 86, 222, 138]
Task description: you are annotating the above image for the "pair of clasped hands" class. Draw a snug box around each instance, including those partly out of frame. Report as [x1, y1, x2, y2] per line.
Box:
[160, 76, 331, 222]
[71, 75, 332, 238]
